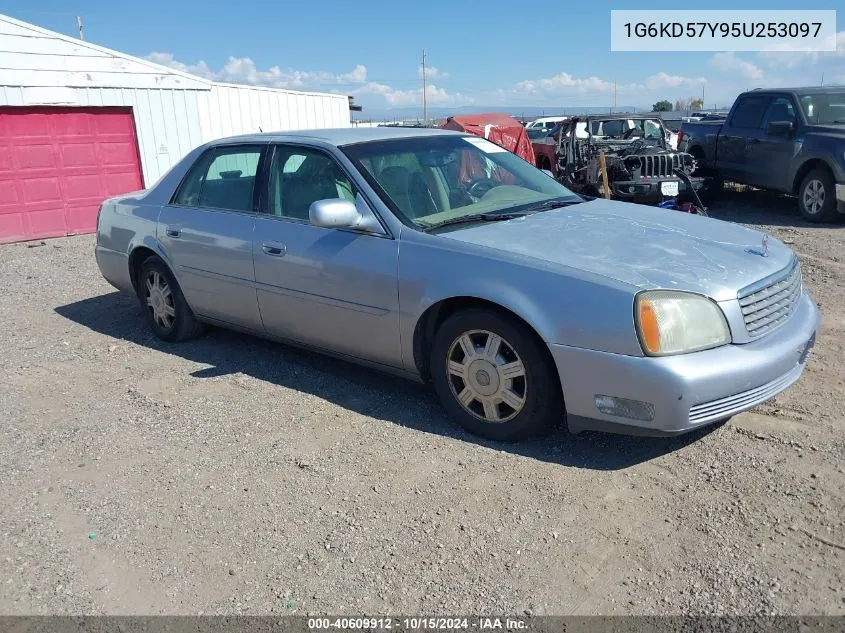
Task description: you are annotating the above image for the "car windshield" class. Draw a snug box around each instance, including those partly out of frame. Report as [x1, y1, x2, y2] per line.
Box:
[527, 128, 551, 140]
[797, 90, 845, 125]
[342, 135, 582, 230]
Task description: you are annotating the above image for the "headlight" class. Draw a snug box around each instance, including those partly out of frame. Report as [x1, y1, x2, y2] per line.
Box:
[635, 290, 730, 356]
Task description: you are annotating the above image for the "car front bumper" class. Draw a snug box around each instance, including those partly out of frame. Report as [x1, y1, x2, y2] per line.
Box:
[611, 176, 708, 202]
[836, 183, 845, 214]
[549, 291, 819, 436]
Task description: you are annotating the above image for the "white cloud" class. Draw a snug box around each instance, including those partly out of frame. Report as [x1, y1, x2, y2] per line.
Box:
[511, 71, 708, 100]
[709, 53, 764, 80]
[643, 72, 706, 89]
[419, 66, 449, 80]
[146, 52, 368, 89]
[759, 30, 845, 68]
[145, 52, 215, 79]
[515, 72, 616, 95]
[355, 81, 471, 107]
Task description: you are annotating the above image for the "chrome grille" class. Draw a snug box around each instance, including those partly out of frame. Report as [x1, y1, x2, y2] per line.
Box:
[737, 259, 802, 338]
[642, 153, 685, 178]
[688, 364, 804, 424]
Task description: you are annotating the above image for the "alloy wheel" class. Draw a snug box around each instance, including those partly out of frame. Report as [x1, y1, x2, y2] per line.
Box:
[445, 329, 527, 423]
[144, 270, 176, 331]
[803, 179, 826, 216]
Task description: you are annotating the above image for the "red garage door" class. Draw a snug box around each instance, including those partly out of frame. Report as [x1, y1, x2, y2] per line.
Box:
[0, 106, 143, 243]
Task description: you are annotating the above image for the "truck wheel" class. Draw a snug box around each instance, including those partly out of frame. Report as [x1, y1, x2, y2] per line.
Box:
[696, 168, 723, 204]
[798, 168, 837, 222]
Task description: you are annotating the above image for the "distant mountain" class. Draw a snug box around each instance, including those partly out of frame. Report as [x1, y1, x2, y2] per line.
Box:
[355, 104, 639, 122]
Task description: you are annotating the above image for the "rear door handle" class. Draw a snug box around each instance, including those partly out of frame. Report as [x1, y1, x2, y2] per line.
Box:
[261, 242, 286, 257]
[165, 226, 181, 238]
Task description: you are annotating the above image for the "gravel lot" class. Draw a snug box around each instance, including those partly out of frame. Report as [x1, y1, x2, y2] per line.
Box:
[1, 190, 843, 616]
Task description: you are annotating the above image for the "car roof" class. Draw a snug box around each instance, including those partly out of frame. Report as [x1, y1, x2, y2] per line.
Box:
[210, 126, 465, 148]
[742, 86, 845, 95]
[569, 113, 663, 121]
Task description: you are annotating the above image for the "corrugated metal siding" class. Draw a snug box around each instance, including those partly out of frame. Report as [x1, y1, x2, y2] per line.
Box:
[1, 84, 351, 186]
[198, 84, 350, 140]
[1, 14, 352, 187]
[0, 85, 24, 105]
[67, 87, 203, 187]
[0, 15, 208, 90]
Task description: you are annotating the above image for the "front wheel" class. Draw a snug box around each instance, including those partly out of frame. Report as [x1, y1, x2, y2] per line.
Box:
[430, 309, 561, 442]
[695, 167, 723, 204]
[798, 168, 837, 223]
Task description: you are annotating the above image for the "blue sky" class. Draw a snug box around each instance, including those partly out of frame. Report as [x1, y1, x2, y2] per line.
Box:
[2, 0, 844, 116]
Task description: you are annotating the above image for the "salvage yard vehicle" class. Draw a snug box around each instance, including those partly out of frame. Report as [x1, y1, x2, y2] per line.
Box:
[679, 86, 845, 222]
[554, 114, 710, 203]
[96, 128, 818, 442]
[525, 116, 566, 133]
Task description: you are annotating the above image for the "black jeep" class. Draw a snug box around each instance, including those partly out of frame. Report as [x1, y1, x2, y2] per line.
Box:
[556, 114, 711, 204]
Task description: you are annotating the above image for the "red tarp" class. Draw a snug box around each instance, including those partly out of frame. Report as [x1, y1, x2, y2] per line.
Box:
[440, 113, 536, 165]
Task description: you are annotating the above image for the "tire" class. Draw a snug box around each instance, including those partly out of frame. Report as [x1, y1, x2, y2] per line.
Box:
[136, 255, 203, 342]
[798, 168, 837, 223]
[695, 167, 723, 204]
[430, 308, 561, 442]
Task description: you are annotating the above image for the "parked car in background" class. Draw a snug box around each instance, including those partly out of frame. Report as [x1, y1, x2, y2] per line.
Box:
[526, 127, 553, 141]
[681, 111, 711, 123]
[525, 116, 566, 133]
[534, 117, 679, 176]
[441, 113, 535, 165]
[553, 116, 700, 202]
[95, 128, 818, 442]
[679, 87, 845, 222]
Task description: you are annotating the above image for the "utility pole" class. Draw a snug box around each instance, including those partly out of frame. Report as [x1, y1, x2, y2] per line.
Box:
[613, 81, 617, 112]
[701, 83, 705, 109]
[821, 72, 824, 86]
[421, 49, 427, 126]
[76, 16, 84, 40]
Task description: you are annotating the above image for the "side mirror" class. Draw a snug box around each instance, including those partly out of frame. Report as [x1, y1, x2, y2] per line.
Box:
[767, 120, 794, 137]
[309, 195, 384, 234]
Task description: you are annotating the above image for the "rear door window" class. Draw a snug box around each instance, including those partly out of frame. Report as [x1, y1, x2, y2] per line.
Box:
[173, 145, 264, 212]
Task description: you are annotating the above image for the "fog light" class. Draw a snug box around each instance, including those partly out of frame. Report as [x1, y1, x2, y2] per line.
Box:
[594, 395, 655, 421]
[628, 186, 636, 193]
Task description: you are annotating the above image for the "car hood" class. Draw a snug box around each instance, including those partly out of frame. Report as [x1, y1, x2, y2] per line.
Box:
[439, 198, 795, 301]
[805, 124, 845, 138]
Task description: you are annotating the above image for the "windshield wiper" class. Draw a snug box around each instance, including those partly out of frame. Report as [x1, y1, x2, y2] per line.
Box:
[422, 211, 530, 231]
[422, 197, 585, 232]
[517, 197, 584, 213]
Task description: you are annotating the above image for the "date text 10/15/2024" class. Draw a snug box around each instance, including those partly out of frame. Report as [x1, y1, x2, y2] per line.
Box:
[307, 617, 527, 630]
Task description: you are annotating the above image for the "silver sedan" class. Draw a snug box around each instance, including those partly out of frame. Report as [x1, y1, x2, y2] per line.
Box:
[95, 128, 819, 441]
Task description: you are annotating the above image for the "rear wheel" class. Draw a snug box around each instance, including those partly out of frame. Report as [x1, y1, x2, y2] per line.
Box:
[430, 309, 560, 442]
[798, 168, 837, 223]
[694, 166, 723, 204]
[137, 255, 203, 342]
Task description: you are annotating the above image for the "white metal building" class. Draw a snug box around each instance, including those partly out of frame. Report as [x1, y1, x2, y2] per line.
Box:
[0, 13, 351, 243]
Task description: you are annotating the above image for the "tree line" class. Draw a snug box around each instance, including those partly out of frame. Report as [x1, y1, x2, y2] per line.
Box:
[652, 98, 705, 112]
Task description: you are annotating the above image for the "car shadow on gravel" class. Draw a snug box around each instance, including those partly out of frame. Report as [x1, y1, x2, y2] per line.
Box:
[707, 187, 844, 230]
[56, 292, 720, 471]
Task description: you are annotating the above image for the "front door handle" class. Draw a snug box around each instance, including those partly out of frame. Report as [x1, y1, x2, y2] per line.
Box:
[165, 226, 181, 238]
[748, 138, 761, 144]
[262, 242, 286, 257]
